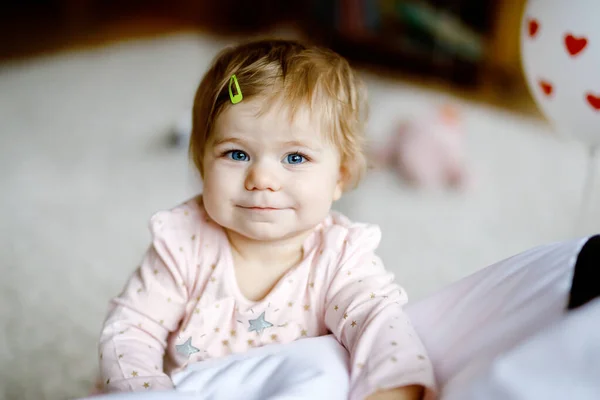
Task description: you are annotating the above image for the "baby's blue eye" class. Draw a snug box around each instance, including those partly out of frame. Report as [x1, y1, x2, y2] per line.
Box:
[285, 153, 306, 165]
[228, 150, 249, 162]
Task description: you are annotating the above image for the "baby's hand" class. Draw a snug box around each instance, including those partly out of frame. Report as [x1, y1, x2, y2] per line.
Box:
[366, 385, 424, 400]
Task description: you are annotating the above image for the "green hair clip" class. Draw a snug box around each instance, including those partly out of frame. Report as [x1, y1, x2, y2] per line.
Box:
[229, 74, 243, 104]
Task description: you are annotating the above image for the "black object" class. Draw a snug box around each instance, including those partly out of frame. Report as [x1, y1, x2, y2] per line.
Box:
[567, 235, 600, 310]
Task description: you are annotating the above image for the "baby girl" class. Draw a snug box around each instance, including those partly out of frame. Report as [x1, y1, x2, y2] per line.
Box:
[98, 39, 436, 400]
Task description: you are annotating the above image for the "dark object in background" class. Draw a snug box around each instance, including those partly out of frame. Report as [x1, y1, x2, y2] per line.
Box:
[568, 235, 600, 311]
[0, 0, 498, 89]
[303, 0, 497, 88]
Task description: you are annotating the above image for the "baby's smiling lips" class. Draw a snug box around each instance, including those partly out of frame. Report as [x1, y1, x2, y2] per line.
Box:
[237, 205, 287, 211]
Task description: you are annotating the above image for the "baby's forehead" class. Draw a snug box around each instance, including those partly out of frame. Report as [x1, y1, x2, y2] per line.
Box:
[215, 99, 330, 144]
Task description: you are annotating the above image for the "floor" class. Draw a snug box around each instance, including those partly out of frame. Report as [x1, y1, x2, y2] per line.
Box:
[1, 28, 599, 400]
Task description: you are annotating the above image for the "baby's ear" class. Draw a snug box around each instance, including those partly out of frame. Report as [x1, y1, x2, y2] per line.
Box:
[334, 165, 349, 201]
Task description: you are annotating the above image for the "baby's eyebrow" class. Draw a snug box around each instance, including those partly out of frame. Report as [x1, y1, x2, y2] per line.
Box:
[281, 140, 316, 148]
[214, 137, 322, 150]
[212, 137, 246, 146]
[280, 137, 328, 151]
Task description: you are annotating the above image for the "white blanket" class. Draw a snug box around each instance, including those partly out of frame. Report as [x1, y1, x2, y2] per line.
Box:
[405, 237, 589, 398]
[86, 335, 349, 400]
[411, 236, 599, 400]
[450, 298, 600, 400]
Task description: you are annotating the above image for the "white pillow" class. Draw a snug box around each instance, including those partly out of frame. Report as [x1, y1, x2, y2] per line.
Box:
[404, 237, 588, 396]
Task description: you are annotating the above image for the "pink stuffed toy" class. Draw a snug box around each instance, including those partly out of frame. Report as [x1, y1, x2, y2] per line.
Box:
[373, 105, 469, 190]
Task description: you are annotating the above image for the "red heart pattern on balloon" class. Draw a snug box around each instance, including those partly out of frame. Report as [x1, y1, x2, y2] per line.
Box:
[527, 18, 540, 38]
[538, 80, 554, 97]
[586, 93, 600, 111]
[564, 34, 588, 56]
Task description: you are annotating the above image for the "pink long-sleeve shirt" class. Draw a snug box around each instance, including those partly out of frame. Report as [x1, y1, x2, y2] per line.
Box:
[99, 196, 437, 399]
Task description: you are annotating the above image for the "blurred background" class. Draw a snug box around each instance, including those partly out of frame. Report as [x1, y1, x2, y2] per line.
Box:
[0, 1, 598, 399]
[1, 0, 535, 108]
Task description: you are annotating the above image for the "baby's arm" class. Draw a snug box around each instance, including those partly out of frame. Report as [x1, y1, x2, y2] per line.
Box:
[323, 226, 437, 400]
[99, 213, 190, 392]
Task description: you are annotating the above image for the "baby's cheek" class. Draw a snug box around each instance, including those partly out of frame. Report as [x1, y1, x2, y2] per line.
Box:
[204, 166, 241, 195]
[292, 173, 333, 199]
[290, 178, 336, 218]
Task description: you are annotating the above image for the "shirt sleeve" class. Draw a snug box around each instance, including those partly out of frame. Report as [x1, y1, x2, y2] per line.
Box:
[324, 224, 438, 400]
[98, 211, 192, 392]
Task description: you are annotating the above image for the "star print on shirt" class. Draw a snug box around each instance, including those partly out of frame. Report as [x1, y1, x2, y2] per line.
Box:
[176, 337, 200, 357]
[248, 311, 273, 334]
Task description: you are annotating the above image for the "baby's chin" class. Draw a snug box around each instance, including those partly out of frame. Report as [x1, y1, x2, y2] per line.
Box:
[224, 223, 314, 245]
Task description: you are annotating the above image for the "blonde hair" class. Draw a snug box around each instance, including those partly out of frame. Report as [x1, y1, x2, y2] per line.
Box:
[189, 38, 368, 191]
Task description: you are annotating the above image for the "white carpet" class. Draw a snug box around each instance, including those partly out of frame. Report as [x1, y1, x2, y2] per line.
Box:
[0, 32, 598, 400]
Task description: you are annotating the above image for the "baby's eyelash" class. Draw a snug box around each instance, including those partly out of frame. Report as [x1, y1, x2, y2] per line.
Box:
[290, 151, 311, 161]
[220, 148, 241, 157]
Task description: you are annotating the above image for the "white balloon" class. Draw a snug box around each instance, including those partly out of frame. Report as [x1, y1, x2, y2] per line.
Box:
[521, 0, 600, 147]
